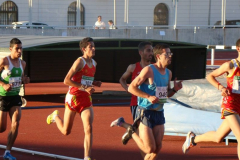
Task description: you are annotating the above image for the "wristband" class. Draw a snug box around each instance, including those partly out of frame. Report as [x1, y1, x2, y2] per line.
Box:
[217, 82, 221, 90]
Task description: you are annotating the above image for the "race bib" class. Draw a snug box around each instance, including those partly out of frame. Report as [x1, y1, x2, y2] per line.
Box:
[155, 86, 168, 103]
[81, 76, 94, 86]
[232, 76, 240, 94]
[9, 77, 22, 88]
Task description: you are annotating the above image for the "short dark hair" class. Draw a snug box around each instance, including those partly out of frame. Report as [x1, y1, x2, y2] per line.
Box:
[236, 39, 240, 47]
[138, 41, 152, 52]
[108, 20, 113, 23]
[79, 37, 94, 53]
[98, 15, 102, 18]
[10, 38, 22, 48]
[153, 43, 170, 61]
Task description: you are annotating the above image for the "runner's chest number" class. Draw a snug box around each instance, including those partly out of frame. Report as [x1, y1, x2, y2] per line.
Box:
[81, 76, 94, 86]
[155, 86, 168, 103]
[9, 77, 22, 88]
[232, 76, 240, 94]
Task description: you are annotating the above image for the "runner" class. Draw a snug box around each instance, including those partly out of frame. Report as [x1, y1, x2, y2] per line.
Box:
[110, 41, 153, 147]
[0, 38, 30, 160]
[46, 37, 101, 160]
[182, 39, 240, 159]
[114, 43, 182, 160]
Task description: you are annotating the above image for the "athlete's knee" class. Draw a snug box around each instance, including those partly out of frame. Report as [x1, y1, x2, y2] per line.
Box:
[144, 145, 156, 154]
[215, 138, 223, 143]
[214, 135, 224, 143]
[84, 123, 92, 135]
[154, 143, 162, 153]
[61, 128, 72, 136]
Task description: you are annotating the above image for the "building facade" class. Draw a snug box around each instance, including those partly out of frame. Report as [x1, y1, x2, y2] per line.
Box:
[0, 0, 240, 28]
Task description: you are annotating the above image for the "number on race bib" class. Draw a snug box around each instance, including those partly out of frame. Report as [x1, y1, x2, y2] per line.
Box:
[156, 86, 168, 104]
[232, 76, 240, 94]
[9, 77, 22, 88]
[81, 76, 94, 86]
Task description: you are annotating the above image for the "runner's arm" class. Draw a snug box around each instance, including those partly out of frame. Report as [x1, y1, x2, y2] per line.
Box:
[0, 58, 11, 91]
[167, 70, 175, 97]
[128, 66, 158, 104]
[206, 61, 232, 96]
[206, 62, 231, 90]
[21, 60, 30, 84]
[64, 58, 84, 88]
[119, 64, 135, 92]
[0, 58, 5, 86]
[167, 70, 183, 97]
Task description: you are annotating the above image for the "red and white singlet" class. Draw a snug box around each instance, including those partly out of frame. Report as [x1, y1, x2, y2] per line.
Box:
[221, 59, 240, 119]
[130, 62, 142, 106]
[65, 57, 96, 113]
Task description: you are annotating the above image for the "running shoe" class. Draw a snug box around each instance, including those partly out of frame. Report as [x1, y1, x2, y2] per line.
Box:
[110, 117, 125, 127]
[182, 131, 196, 154]
[46, 110, 59, 124]
[132, 117, 140, 131]
[21, 97, 27, 107]
[3, 152, 16, 160]
[122, 125, 135, 145]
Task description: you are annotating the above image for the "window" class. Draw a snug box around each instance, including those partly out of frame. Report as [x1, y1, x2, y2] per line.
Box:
[154, 3, 168, 26]
[68, 1, 85, 26]
[0, 1, 18, 25]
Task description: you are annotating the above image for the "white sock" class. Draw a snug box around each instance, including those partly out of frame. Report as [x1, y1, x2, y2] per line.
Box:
[53, 114, 57, 121]
[4, 150, 10, 155]
[84, 156, 91, 160]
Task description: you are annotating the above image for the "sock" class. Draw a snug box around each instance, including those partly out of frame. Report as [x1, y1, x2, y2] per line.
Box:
[191, 136, 197, 146]
[4, 150, 10, 155]
[84, 156, 91, 160]
[53, 114, 57, 121]
[118, 121, 123, 127]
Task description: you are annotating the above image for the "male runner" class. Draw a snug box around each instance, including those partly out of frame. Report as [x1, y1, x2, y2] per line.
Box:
[46, 37, 101, 160]
[110, 41, 153, 145]
[0, 38, 30, 160]
[116, 43, 182, 160]
[182, 39, 240, 159]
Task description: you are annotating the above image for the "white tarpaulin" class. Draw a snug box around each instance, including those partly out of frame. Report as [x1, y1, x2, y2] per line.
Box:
[170, 79, 226, 113]
[164, 102, 234, 138]
[165, 79, 235, 143]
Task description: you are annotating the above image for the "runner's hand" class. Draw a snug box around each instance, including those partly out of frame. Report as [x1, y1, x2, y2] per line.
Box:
[23, 75, 30, 84]
[93, 81, 102, 87]
[221, 87, 231, 97]
[173, 77, 183, 91]
[147, 95, 159, 104]
[3, 83, 11, 92]
[85, 86, 95, 95]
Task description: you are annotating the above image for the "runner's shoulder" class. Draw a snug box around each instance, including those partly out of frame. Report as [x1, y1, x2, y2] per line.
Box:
[0, 57, 9, 65]
[128, 63, 137, 72]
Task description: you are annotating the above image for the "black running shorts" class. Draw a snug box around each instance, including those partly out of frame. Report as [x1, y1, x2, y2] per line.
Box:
[0, 95, 22, 111]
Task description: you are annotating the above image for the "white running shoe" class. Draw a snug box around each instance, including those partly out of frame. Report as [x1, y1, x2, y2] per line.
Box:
[110, 117, 125, 127]
[21, 97, 27, 107]
[182, 131, 196, 154]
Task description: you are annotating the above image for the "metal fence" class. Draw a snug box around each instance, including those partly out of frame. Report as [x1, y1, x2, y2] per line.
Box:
[1, 25, 240, 46]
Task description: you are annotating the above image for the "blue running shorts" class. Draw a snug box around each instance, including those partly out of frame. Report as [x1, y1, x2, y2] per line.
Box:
[134, 106, 165, 129]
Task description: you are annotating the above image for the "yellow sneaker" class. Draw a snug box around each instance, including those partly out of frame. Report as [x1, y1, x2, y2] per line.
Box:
[46, 110, 59, 124]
